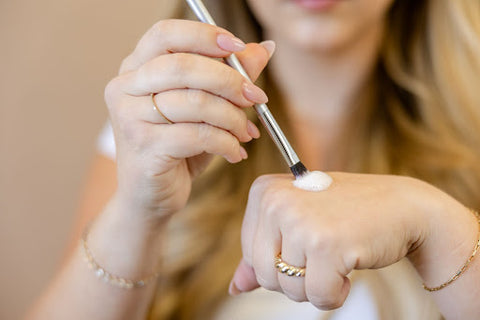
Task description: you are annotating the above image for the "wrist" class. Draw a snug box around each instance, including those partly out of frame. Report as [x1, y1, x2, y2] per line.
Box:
[114, 182, 181, 220]
[406, 182, 478, 289]
[109, 192, 171, 229]
[85, 198, 168, 282]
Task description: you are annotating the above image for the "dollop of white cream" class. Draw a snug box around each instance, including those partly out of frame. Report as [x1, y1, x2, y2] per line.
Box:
[293, 171, 332, 191]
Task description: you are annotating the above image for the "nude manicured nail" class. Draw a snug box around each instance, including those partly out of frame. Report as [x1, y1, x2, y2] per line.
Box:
[239, 146, 248, 160]
[242, 82, 269, 104]
[259, 40, 276, 58]
[247, 120, 261, 139]
[229, 280, 241, 296]
[217, 33, 246, 52]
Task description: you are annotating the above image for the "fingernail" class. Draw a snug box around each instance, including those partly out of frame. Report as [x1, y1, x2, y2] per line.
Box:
[247, 120, 261, 139]
[259, 40, 276, 58]
[242, 82, 269, 104]
[217, 33, 246, 52]
[239, 146, 248, 160]
[229, 280, 241, 296]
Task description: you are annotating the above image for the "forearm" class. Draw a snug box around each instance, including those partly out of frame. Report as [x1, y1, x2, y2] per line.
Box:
[408, 190, 480, 319]
[26, 198, 167, 320]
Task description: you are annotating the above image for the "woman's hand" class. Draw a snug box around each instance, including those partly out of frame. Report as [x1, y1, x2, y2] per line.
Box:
[230, 172, 477, 311]
[104, 19, 274, 219]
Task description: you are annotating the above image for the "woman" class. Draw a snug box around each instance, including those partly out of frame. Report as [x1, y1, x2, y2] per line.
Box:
[27, 0, 480, 319]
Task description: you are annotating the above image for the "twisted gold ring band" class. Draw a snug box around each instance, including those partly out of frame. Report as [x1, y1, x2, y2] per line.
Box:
[275, 254, 306, 277]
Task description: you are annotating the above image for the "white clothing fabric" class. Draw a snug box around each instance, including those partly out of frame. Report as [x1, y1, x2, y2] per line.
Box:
[96, 123, 442, 320]
[97, 122, 116, 160]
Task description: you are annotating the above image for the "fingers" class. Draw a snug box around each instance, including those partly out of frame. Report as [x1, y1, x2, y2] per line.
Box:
[127, 122, 248, 164]
[251, 207, 282, 292]
[235, 41, 276, 81]
[105, 73, 262, 165]
[164, 123, 247, 163]
[229, 259, 260, 295]
[241, 175, 281, 265]
[277, 233, 308, 302]
[305, 254, 351, 310]
[120, 20, 245, 74]
[239, 174, 352, 310]
[122, 90, 260, 143]
[119, 20, 274, 84]
[243, 175, 293, 294]
[105, 19, 275, 214]
[108, 19, 273, 168]
[119, 53, 268, 107]
[253, 208, 309, 302]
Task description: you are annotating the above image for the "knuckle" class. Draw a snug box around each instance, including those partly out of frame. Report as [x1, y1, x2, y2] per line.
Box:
[187, 89, 209, 108]
[230, 136, 240, 153]
[220, 69, 242, 94]
[263, 186, 288, 209]
[119, 55, 135, 74]
[197, 123, 213, 142]
[308, 227, 336, 253]
[151, 19, 175, 39]
[263, 192, 293, 224]
[251, 175, 270, 192]
[231, 109, 247, 131]
[250, 176, 289, 218]
[198, 123, 238, 156]
[169, 53, 191, 75]
[250, 175, 277, 197]
[264, 201, 281, 221]
[282, 207, 305, 230]
[249, 178, 270, 205]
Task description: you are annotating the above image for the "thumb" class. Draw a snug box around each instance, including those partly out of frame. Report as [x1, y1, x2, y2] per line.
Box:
[234, 40, 276, 82]
[229, 258, 260, 296]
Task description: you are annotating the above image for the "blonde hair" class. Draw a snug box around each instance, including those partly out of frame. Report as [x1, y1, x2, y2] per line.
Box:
[149, 1, 480, 318]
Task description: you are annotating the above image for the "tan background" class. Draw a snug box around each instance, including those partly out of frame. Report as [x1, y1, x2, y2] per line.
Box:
[0, 1, 177, 319]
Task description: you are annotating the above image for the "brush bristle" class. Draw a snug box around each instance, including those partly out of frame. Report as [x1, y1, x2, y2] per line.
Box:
[290, 162, 308, 179]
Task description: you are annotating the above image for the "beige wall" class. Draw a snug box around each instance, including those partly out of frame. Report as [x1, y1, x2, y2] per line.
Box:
[0, 1, 177, 318]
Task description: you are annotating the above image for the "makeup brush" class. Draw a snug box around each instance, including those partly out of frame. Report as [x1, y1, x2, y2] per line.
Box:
[185, 0, 308, 178]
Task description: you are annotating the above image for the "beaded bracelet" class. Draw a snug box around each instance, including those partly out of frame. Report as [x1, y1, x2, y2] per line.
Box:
[81, 226, 160, 289]
[422, 209, 480, 292]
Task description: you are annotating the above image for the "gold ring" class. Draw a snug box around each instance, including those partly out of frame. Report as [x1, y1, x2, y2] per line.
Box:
[275, 253, 306, 277]
[151, 93, 173, 124]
